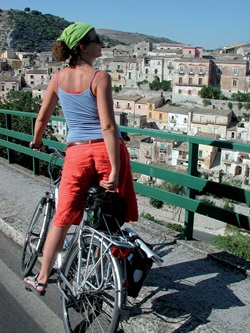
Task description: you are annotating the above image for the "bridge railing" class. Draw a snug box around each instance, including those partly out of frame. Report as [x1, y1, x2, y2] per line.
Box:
[1, 108, 250, 239]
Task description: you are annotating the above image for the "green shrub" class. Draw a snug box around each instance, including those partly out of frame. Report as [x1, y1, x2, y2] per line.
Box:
[140, 211, 183, 233]
[212, 226, 250, 260]
[149, 198, 164, 209]
[203, 99, 211, 107]
[200, 197, 215, 206]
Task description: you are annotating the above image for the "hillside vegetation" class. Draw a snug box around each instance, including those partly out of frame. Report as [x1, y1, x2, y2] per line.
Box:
[0, 8, 177, 53]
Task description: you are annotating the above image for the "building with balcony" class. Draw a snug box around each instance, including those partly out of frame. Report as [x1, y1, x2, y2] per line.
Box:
[172, 58, 217, 102]
[214, 59, 249, 95]
[0, 75, 21, 99]
[221, 149, 250, 182]
[187, 107, 232, 139]
[196, 132, 219, 169]
[32, 84, 48, 100]
[24, 69, 49, 88]
[167, 106, 189, 133]
[171, 141, 189, 168]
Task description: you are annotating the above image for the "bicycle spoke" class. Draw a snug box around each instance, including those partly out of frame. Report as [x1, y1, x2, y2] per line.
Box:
[62, 236, 122, 333]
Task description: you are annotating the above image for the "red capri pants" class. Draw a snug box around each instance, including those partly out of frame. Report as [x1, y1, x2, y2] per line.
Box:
[53, 140, 138, 227]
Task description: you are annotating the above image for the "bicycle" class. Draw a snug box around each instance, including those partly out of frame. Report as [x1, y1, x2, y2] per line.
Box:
[20, 147, 163, 333]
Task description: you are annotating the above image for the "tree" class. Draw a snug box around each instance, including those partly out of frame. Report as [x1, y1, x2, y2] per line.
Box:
[0, 90, 59, 138]
[0, 90, 59, 171]
[228, 102, 233, 110]
[200, 85, 221, 99]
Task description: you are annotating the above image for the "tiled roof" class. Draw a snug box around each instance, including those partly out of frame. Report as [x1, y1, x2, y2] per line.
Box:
[191, 106, 231, 116]
[0, 76, 19, 82]
[26, 69, 47, 74]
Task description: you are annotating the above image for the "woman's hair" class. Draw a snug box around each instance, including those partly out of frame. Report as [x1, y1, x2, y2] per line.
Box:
[53, 29, 93, 67]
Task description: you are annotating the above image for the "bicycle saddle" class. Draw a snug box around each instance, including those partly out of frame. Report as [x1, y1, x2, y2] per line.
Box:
[87, 185, 105, 195]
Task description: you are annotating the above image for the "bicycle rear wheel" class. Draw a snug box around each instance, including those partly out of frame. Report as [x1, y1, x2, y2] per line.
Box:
[61, 234, 123, 333]
[20, 196, 53, 277]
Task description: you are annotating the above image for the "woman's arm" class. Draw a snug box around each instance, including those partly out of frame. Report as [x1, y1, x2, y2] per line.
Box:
[31, 75, 59, 148]
[94, 71, 120, 191]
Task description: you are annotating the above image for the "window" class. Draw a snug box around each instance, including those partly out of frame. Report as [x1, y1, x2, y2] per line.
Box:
[116, 102, 120, 108]
[1, 86, 4, 91]
[127, 103, 131, 109]
[117, 65, 121, 70]
[179, 65, 184, 73]
[149, 112, 152, 119]
[159, 113, 162, 121]
[233, 68, 238, 76]
[189, 66, 193, 74]
[225, 153, 229, 160]
[199, 67, 204, 74]
[233, 80, 237, 87]
[198, 78, 203, 85]
[31, 81, 34, 85]
[154, 69, 158, 74]
[160, 143, 165, 150]
[169, 61, 173, 67]
[138, 105, 141, 109]
[188, 90, 192, 95]
[199, 150, 203, 157]
[189, 78, 193, 84]
[30, 75, 34, 79]
[179, 77, 183, 84]
[178, 89, 182, 94]
[184, 118, 187, 123]
[128, 72, 131, 79]
[145, 69, 148, 74]
[149, 104, 153, 110]
[118, 75, 121, 80]
[105, 65, 109, 70]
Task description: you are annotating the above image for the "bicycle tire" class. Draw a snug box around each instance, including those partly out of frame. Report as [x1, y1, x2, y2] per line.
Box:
[61, 234, 123, 333]
[20, 196, 53, 277]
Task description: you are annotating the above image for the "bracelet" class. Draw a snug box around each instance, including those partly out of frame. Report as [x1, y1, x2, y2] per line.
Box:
[29, 141, 44, 149]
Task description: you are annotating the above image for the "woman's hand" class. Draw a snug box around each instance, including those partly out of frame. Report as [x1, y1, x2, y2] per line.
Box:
[29, 141, 45, 152]
[99, 170, 118, 191]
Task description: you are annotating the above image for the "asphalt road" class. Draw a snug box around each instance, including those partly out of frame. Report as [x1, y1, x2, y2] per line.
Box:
[0, 231, 64, 333]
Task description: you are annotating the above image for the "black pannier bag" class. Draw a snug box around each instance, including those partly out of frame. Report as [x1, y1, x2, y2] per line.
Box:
[126, 244, 153, 298]
[85, 186, 128, 231]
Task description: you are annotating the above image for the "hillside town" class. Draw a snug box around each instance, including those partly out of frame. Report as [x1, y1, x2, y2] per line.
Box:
[0, 39, 250, 188]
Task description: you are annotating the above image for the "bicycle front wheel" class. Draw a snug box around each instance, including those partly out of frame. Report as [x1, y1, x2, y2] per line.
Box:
[20, 196, 53, 277]
[61, 234, 123, 333]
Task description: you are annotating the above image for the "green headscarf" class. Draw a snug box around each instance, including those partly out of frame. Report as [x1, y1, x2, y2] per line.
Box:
[57, 22, 94, 49]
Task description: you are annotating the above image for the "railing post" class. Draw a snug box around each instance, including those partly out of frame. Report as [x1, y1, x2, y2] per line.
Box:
[183, 142, 199, 240]
[6, 114, 13, 164]
[31, 117, 39, 175]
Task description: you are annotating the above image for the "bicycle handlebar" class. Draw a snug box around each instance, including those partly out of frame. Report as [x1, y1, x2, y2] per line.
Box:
[47, 146, 66, 160]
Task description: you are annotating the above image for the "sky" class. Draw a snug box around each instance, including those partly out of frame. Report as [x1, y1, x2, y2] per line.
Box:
[1, 0, 250, 50]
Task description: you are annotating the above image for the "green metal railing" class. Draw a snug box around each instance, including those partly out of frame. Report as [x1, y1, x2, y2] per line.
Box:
[1, 109, 250, 240]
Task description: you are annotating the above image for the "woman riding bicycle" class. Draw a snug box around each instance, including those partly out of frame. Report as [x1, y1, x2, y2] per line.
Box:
[25, 22, 138, 295]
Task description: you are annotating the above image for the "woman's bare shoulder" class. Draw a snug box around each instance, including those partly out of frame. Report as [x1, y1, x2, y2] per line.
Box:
[95, 70, 111, 85]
